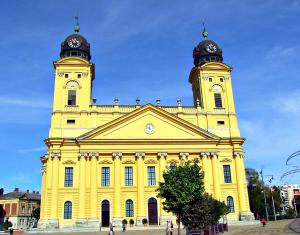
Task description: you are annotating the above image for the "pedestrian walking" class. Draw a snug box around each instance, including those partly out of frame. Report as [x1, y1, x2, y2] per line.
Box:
[261, 217, 266, 227]
[109, 222, 115, 235]
[166, 221, 171, 235]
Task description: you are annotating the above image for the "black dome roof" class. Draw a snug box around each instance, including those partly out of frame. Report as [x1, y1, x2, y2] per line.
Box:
[60, 33, 91, 60]
[193, 39, 223, 66]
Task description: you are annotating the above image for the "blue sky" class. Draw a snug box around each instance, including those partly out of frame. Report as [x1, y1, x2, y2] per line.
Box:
[0, 0, 300, 193]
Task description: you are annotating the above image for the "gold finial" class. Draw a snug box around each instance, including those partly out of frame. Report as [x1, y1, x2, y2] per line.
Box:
[74, 16, 80, 33]
[202, 21, 208, 40]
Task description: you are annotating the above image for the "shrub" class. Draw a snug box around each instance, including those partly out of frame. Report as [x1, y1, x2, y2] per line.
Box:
[129, 219, 134, 225]
[142, 218, 148, 224]
[122, 219, 128, 225]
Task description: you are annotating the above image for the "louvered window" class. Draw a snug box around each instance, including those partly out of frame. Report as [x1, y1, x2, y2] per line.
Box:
[68, 90, 76, 105]
[214, 93, 222, 108]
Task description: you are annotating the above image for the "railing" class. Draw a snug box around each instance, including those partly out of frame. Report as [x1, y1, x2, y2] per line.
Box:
[213, 108, 226, 114]
[64, 105, 79, 111]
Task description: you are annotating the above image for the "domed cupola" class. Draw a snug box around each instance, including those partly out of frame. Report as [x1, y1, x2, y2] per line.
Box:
[60, 17, 91, 61]
[193, 26, 223, 66]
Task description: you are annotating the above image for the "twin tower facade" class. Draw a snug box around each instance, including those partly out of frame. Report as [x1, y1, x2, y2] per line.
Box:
[38, 27, 254, 228]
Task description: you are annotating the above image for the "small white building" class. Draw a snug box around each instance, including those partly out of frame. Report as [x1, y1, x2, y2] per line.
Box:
[280, 184, 300, 212]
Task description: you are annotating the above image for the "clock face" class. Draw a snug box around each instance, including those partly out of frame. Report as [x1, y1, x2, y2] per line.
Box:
[206, 43, 217, 53]
[145, 123, 155, 134]
[68, 37, 81, 48]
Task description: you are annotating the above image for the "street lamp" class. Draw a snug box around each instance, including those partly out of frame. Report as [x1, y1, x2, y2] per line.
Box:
[259, 170, 269, 221]
[259, 170, 276, 221]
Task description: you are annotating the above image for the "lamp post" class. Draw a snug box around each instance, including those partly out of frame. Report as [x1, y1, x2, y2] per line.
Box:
[259, 170, 269, 221]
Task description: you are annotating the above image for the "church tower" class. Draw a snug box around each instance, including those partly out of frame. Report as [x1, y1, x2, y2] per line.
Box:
[50, 18, 95, 137]
[189, 27, 240, 138]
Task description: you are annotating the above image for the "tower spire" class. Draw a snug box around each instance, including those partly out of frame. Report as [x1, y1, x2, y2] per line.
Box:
[202, 21, 208, 40]
[74, 15, 80, 33]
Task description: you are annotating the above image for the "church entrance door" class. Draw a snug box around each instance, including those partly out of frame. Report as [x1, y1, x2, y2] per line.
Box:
[148, 197, 158, 225]
[101, 200, 110, 227]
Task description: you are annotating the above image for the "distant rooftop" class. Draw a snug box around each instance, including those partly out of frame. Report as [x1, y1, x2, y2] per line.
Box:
[0, 188, 41, 201]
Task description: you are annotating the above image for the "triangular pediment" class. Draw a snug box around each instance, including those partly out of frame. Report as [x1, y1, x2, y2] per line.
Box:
[78, 104, 219, 141]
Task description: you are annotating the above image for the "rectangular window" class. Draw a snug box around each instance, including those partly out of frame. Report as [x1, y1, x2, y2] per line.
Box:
[102, 167, 110, 186]
[220, 78, 224, 82]
[217, 121, 225, 125]
[77, 73, 82, 78]
[125, 167, 133, 186]
[64, 167, 73, 187]
[67, 90, 76, 105]
[67, 119, 75, 124]
[209, 77, 212, 82]
[214, 93, 223, 108]
[223, 165, 232, 183]
[64, 73, 69, 78]
[147, 166, 156, 186]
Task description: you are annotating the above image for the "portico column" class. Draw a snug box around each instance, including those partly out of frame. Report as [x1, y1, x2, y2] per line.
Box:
[50, 152, 60, 228]
[157, 152, 169, 225]
[76, 152, 87, 225]
[40, 166, 47, 219]
[112, 152, 123, 226]
[89, 153, 99, 226]
[234, 152, 246, 211]
[201, 152, 211, 194]
[211, 152, 221, 200]
[37, 159, 48, 228]
[234, 151, 254, 221]
[136, 152, 146, 226]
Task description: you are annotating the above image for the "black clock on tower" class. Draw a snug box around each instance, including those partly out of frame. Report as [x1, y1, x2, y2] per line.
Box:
[68, 37, 81, 48]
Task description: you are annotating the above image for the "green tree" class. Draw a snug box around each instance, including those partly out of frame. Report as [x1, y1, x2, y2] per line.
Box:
[295, 196, 300, 215]
[246, 168, 268, 217]
[181, 193, 229, 229]
[156, 159, 205, 235]
[32, 207, 40, 227]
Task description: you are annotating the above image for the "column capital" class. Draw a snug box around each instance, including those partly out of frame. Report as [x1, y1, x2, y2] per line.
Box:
[51, 152, 61, 158]
[210, 151, 219, 158]
[78, 152, 99, 158]
[41, 167, 47, 174]
[200, 152, 209, 157]
[112, 152, 122, 159]
[179, 152, 189, 160]
[135, 152, 145, 159]
[157, 152, 167, 159]
[233, 151, 244, 158]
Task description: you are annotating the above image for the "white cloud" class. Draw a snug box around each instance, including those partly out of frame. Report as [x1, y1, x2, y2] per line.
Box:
[271, 89, 300, 114]
[265, 46, 297, 60]
[16, 147, 47, 153]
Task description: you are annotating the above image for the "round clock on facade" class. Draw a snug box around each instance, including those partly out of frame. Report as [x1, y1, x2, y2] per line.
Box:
[68, 37, 81, 48]
[206, 43, 217, 53]
[145, 123, 155, 134]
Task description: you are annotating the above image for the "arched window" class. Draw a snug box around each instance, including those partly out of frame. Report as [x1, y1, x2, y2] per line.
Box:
[125, 199, 134, 217]
[211, 84, 222, 92]
[66, 80, 79, 88]
[64, 201, 72, 219]
[226, 196, 234, 213]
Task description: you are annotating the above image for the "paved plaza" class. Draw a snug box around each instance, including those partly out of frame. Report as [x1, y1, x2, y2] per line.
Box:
[25, 219, 300, 235]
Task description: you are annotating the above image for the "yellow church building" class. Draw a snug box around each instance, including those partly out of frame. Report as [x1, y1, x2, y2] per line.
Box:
[38, 22, 254, 229]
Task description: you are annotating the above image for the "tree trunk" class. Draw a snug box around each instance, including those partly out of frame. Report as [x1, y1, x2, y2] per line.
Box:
[177, 216, 181, 235]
